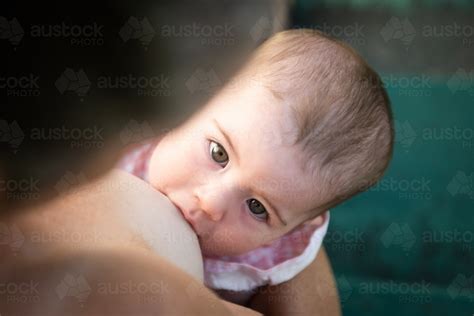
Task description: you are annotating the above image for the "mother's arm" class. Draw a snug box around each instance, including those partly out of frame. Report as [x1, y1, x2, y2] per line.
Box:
[248, 247, 342, 316]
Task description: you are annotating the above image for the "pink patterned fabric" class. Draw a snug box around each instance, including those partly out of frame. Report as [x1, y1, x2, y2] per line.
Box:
[116, 138, 330, 294]
[205, 220, 322, 270]
[116, 140, 158, 181]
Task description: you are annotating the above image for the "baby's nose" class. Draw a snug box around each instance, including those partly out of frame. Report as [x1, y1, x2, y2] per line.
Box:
[193, 185, 234, 222]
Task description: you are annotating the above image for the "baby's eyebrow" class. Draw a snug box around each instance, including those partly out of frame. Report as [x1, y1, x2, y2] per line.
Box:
[213, 119, 240, 164]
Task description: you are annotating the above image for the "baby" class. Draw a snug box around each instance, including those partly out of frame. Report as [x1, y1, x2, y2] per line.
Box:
[118, 29, 393, 303]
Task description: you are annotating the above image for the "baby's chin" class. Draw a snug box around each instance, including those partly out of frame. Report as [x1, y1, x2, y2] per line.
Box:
[199, 244, 242, 258]
[198, 236, 261, 258]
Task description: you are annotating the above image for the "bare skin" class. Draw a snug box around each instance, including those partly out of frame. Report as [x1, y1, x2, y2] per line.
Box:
[10, 170, 205, 281]
[1, 171, 260, 315]
[0, 171, 339, 315]
[0, 248, 235, 315]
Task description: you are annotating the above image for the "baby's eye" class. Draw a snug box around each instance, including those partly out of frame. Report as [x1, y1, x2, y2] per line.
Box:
[246, 198, 269, 221]
[209, 140, 229, 167]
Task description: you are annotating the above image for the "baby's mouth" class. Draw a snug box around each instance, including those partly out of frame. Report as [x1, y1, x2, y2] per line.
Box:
[170, 201, 199, 235]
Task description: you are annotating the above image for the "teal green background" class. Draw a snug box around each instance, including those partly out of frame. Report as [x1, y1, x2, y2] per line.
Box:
[293, 1, 474, 314]
[326, 81, 474, 314]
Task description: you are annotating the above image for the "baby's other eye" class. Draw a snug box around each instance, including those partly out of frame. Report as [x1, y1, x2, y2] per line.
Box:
[246, 199, 269, 221]
[209, 140, 229, 167]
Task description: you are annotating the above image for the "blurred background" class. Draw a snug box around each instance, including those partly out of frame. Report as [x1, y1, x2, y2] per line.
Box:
[292, 1, 474, 315]
[1, 0, 473, 314]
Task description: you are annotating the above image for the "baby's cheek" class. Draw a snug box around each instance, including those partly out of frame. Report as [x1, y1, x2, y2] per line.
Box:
[148, 165, 168, 194]
[200, 228, 269, 256]
[148, 151, 167, 190]
[149, 154, 184, 193]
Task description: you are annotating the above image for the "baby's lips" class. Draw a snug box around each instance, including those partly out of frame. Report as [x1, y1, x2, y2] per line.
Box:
[170, 201, 199, 235]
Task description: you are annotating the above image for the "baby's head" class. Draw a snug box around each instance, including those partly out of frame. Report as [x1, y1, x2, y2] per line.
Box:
[149, 29, 393, 256]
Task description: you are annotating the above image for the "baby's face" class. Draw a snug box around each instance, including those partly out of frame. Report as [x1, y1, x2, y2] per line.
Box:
[149, 81, 324, 256]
